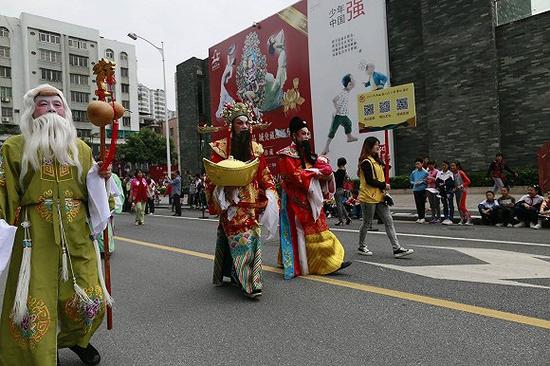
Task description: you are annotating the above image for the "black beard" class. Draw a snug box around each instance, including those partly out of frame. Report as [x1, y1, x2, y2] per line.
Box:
[296, 140, 317, 168]
[231, 130, 252, 162]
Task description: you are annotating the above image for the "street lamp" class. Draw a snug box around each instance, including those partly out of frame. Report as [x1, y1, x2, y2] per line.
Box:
[127, 32, 172, 178]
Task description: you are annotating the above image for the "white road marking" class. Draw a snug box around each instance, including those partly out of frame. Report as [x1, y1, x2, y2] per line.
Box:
[356, 247, 550, 289]
[150, 213, 550, 248]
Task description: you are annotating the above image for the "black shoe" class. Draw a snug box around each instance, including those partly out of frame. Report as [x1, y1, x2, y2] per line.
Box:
[329, 261, 352, 275]
[346, 218, 351, 225]
[69, 344, 100, 365]
[335, 221, 343, 226]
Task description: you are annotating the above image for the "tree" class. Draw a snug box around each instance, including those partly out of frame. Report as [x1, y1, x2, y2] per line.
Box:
[118, 129, 176, 165]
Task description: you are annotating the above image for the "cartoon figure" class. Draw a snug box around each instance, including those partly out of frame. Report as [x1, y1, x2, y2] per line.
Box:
[321, 74, 358, 155]
[215, 44, 237, 119]
[360, 62, 388, 91]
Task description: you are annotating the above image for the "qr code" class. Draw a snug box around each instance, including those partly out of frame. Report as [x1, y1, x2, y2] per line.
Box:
[363, 104, 374, 116]
[396, 98, 408, 111]
[379, 100, 390, 113]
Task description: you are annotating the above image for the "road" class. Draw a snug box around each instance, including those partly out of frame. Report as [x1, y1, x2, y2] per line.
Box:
[1, 207, 549, 365]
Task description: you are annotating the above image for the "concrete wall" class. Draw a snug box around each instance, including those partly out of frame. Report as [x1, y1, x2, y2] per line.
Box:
[175, 57, 210, 175]
[496, 11, 550, 168]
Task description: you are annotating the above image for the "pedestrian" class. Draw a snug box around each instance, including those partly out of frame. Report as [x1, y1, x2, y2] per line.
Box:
[206, 101, 278, 299]
[357, 136, 414, 258]
[145, 177, 157, 215]
[436, 161, 455, 225]
[513, 185, 544, 229]
[188, 175, 197, 208]
[426, 160, 441, 223]
[410, 158, 428, 223]
[334, 157, 352, 226]
[539, 190, 550, 227]
[168, 170, 182, 216]
[277, 116, 352, 279]
[0, 84, 112, 365]
[487, 153, 518, 193]
[130, 169, 148, 225]
[496, 186, 516, 227]
[478, 191, 500, 225]
[451, 161, 473, 225]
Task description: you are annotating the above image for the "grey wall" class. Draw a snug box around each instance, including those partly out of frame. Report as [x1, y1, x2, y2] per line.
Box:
[175, 57, 210, 175]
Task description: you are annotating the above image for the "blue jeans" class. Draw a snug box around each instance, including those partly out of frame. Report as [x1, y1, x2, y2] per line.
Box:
[441, 191, 454, 220]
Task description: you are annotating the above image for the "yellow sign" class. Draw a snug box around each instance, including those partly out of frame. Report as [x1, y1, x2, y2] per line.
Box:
[357, 83, 416, 132]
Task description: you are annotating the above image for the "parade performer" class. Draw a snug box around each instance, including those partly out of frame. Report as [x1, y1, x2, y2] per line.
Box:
[0, 84, 112, 366]
[205, 102, 278, 299]
[277, 117, 352, 280]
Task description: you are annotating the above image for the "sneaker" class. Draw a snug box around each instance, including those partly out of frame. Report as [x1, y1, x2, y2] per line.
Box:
[457, 220, 464, 226]
[495, 223, 504, 227]
[135, 222, 139, 226]
[514, 222, 527, 228]
[335, 221, 343, 226]
[417, 218, 426, 224]
[346, 218, 352, 225]
[507, 223, 513, 228]
[357, 247, 373, 256]
[394, 247, 414, 258]
[465, 220, 474, 226]
[532, 223, 542, 230]
[442, 219, 453, 225]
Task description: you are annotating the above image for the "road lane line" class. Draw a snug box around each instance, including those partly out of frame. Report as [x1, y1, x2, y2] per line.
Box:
[151, 214, 550, 248]
[115, 235, 550, 330]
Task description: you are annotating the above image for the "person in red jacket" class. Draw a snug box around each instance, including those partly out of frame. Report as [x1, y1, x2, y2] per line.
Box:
[451, 162, 473, 225]
[130, 169, 148, 225]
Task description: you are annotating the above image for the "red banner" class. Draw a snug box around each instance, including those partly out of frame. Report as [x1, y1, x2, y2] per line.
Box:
[208, 0, 312, 171]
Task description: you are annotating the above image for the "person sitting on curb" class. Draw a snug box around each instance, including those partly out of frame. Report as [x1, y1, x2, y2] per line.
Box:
[496, 186, 516, 227]
[478, 191, 500, 226]
[538, 190, 550, 228]
[514, 185, 544, 229]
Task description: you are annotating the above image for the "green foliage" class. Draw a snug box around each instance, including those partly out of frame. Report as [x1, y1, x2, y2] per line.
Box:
[118, 129, 176, 165]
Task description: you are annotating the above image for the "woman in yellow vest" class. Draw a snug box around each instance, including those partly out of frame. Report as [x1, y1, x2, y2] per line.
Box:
[357, 137, 414, 258]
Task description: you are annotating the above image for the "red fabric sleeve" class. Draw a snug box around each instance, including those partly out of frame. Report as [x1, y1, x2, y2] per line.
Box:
[205, 151, 224, 215]
[460, 171, 471, 188]
[277, 155, 317, 190]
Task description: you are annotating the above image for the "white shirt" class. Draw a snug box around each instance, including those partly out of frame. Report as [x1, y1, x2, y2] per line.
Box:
[334, 89, 350, 116]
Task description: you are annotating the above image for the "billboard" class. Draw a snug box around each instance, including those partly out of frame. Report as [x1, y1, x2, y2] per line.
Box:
[308, 0, 394, 177]
[208, 1, 312, 172]
[208, 0, 396, 177]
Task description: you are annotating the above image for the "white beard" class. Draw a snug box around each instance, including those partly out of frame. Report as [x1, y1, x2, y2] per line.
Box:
[21, 112, 82, 183]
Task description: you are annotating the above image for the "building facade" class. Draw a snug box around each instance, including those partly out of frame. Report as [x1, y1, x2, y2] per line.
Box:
[176, 1, 549, 176]
[137, 82, 174, 132]
[0, 12, 139, 144]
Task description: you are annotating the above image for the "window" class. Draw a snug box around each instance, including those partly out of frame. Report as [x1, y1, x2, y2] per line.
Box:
[72, 110, 87, 122]
[122, 116, 131, 127]
[0, 46, 9, 58]
[0, 27, 8, 38]
[105, 49, 114, 59]
[121, 83, 129, 93]
[121, 67, 129, 77]
[0, 66, 11, 79]
[38, 31, 60, 44]
[40, 49, 62, 63]
[121, 100, 130, 110]
[40, 68, 62, 82]
[69, 73, 89, 85]
[68, 38, 87, 49]
[120, 52, 128, 61]
[1, 86, 12, 100]
[69, 54, 88, 67]
[1, 108, 13, 117]
[70, 91, 89, 103]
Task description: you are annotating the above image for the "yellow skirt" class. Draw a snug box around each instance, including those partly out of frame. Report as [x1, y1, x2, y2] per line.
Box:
[305, 230, 345, 275]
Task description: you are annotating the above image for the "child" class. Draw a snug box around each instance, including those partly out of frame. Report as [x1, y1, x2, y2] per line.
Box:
[345, 190, 362, 219]
[425, 160, 441, 223]
[514, 185, 544, 229]
[436, 161, 455, 225]
[321, 74, 358, 155]
[538, 190, 550, 228]
[487, 153, 517, 193]
[410, 158, 428, 223]
[478, 191, 500, 225]
[496, 186, 516, 227]
[451, 161, 473, 225]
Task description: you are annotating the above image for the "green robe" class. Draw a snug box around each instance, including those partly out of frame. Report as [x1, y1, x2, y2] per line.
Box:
[0, 135, 105, 366]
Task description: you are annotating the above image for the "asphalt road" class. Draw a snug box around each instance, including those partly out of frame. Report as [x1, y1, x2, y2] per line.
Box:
[1, 207, 549, 365]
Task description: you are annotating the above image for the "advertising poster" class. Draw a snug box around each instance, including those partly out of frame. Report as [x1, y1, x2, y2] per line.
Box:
[308, 0, 394, 177]
[357, 83, 416, 132]
[208, 1, 312, 171]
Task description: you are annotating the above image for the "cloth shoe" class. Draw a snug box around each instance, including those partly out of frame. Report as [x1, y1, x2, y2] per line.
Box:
[394, 247, 414, 258]
[69, 344, 100, 365]
[357, 247, 373, 256]
[514, 222, 526, 228]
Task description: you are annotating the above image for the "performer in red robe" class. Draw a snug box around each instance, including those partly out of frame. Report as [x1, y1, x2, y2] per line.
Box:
[205, 102, 278, 299]
[277, 117, 351, 279]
